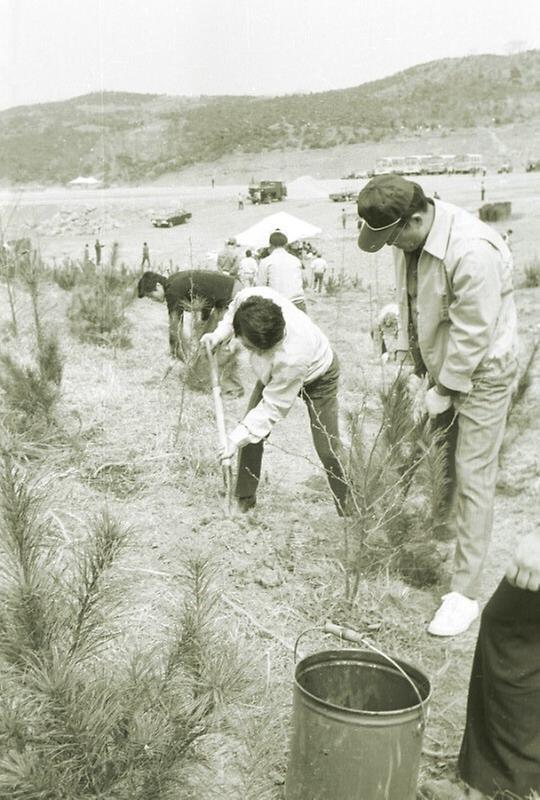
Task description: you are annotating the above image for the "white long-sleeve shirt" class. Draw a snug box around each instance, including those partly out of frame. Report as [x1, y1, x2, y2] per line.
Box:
[257, 247, 305, 303]
[211, 287, 333, 446]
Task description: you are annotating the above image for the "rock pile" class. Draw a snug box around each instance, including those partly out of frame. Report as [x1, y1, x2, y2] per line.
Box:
[35, 205, 127, 236]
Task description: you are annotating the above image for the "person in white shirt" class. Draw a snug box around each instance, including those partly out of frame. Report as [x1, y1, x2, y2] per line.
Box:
[238, 249, 259, 287]
[258, 230, 307, 312]
[311, 252, 328, 293]
[201, 287, 348, 515]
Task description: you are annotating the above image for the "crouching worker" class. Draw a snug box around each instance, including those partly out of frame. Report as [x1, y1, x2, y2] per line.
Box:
[200, 287, 348, 515]
[137, 269, 243, 397]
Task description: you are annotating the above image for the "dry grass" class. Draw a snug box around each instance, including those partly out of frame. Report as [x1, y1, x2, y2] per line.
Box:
[0, 172, 538, 796]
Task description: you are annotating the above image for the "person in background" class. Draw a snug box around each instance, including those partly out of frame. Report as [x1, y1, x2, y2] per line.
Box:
[137, 269, 243, 397]
[480, 181, 486, 202]
[94, 238, 104, 266]
[301, 243, 316, 287]
[258, 230, 307, 312]
[84, 243, 90, 265]
[502, 228, 513, 251]
[217, 238, 240, 279]
[458, 527, 540, 799]
[141, 241, 150, 268]
[341, 207, 347, 229]
[356, 174, 518, 638]
[238, 192, 245, 210]
[200, 287, 348, 516]
[238, 249, 258, 287]
[311, 251, 328, 293]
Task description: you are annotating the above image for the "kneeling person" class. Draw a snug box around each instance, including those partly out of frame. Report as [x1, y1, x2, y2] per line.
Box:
[201, 287, 347, 515]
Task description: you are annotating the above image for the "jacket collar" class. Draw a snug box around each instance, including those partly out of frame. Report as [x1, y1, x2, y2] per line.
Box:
[422, 200, 453, 261]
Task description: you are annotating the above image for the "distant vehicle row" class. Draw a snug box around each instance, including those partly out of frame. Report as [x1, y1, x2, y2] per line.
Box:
[341, 154, 540, 179]
[371, 153, 485, 176]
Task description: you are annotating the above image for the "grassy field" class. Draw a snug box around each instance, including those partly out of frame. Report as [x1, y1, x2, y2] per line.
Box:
[0, 166, 539, 797]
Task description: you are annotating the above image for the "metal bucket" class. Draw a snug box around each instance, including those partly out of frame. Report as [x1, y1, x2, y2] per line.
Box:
[285, 625, 431, 800]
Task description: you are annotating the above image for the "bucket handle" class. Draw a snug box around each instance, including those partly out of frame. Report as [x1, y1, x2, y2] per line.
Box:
[294, 621, 428, 734]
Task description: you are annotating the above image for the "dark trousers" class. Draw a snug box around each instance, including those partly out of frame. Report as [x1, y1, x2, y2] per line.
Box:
[313, 274, 324, 293]
[458, 578, 540, 797]
[235, 354, 348, 515]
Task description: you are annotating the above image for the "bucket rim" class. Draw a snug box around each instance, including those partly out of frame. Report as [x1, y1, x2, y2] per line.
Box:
[294, 648, 431, 717]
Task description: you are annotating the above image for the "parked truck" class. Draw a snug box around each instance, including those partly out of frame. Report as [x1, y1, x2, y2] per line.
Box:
[248, 180, 287, 204]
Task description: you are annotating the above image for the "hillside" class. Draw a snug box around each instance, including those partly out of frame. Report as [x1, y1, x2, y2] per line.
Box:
[1, 49, 540, 184]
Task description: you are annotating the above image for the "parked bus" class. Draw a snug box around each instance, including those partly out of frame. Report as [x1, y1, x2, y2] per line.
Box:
[450, 154, 484, 175]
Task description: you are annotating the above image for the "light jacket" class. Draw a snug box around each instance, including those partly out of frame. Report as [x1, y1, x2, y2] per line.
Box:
[258, 247, 305, 303]
[394, 200, 518, 394]
[211, 287, 333, 446]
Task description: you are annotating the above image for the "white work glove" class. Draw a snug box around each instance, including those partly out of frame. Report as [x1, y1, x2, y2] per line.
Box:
[424, 386, 453, 418]
[200, 331, 220, 351]
[506, 532, 540, 592]
[219, 424, 252, 464]
[406, 373, 429, 423]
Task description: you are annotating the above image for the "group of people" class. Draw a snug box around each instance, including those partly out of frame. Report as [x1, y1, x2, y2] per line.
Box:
[207, 175, 536, 798]
[217, 234, 330, 296]
[83, 238, 105, 266]
[139, 174, 537, 798]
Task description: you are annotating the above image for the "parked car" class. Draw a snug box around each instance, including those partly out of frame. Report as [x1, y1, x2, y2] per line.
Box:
[341, 170, 369, 180]
[497, 163, 513, 174]
[151, 210, 192, 228]
[329, 190, 357, 202]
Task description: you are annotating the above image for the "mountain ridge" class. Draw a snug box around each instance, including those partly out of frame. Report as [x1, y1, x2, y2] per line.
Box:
[1, 50, 539, 184]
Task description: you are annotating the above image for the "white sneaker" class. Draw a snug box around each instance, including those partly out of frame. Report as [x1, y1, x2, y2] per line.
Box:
[427, 592, 479, 637]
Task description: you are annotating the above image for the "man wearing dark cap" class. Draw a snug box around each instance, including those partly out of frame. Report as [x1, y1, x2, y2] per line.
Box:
[258, 230, 307, 312]
[357, 175, 518, 637]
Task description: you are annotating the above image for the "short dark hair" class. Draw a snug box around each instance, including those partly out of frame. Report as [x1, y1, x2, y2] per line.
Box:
[269, 230, 288, 247]
[402, 182, 429, 221]
[246, 249, 252, 257]
[137, 270, 161, 297]
[233, 296, 285, 350]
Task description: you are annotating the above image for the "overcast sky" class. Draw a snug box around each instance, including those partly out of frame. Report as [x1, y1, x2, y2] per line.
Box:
[1, 0, 539, 111]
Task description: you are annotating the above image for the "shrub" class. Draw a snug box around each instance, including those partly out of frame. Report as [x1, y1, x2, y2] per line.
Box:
[523, 257, 540, 288]
[51, 257, 81, 290]
[51, 258, 136, 295]
[0, 352, 60, 429]
[478, 202, 511, 222]
[68, 280, 132, 347]
[344, 372, 450, 595]
[0, 251, 64, 434]
[0, 458, 251, 799]
[325, 270, 355, 296]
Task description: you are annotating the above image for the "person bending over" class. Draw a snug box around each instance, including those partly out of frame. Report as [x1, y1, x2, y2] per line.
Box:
[201, 287, 348, 515]
[137, 269, 240, 359]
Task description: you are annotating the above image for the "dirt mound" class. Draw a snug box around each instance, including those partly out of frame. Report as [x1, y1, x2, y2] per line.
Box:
[287, 176, 328, 199]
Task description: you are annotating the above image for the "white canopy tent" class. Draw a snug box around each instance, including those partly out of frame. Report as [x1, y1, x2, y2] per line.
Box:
[235, 211, 322, 250]
[67, 176, 102, 187]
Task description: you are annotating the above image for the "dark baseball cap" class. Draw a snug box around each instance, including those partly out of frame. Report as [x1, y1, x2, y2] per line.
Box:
[357, 175, 417, 252]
